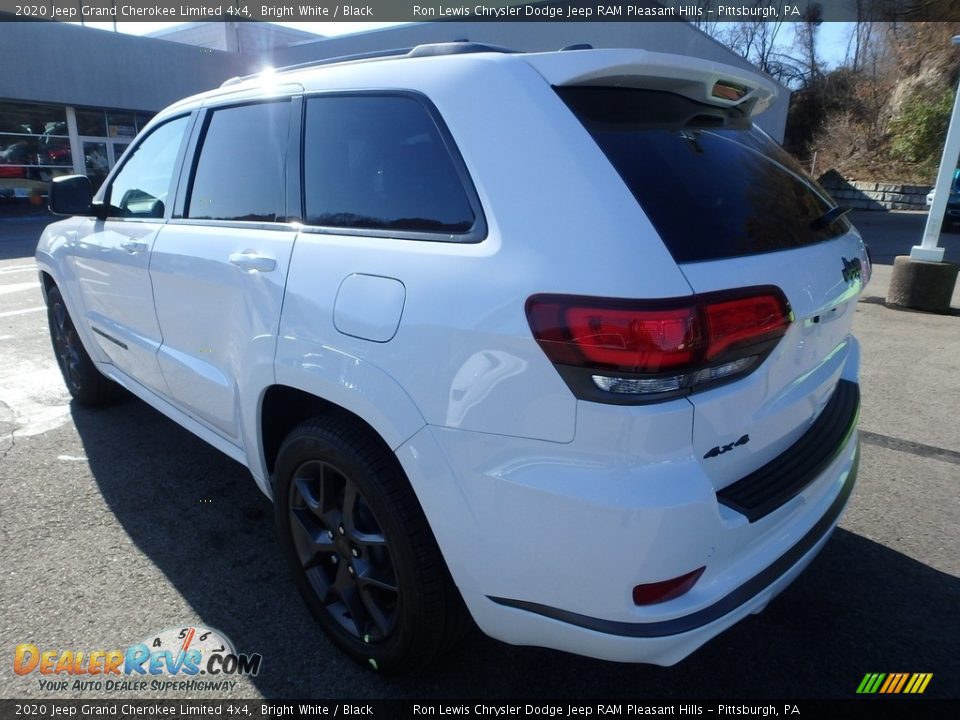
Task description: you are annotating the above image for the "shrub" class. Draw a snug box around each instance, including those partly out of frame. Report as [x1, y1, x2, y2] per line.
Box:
[890, 89, 955, 172]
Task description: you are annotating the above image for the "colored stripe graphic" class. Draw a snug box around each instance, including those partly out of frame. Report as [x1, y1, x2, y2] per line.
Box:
[868, 673, 886, 693]
[906, 673, 933, 694]
[892, 673, 909, 693]
[856, 673, 885, 694]
[884, 673, 907, 693]
[857, 673, 932, 694]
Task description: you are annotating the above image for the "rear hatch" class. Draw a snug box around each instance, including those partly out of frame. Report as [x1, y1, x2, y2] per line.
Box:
[532, 51, 868, 504]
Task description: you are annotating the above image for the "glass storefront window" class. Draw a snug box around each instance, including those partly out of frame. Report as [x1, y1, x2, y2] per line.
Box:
[38, 136, 72, 166]
[82, 141, 109, 191]
[0, 133, 72, 168]
[0, 101, 67, 136]
[76, 108, 154, 138]
[0, 99, 72, 191]
[1, 100, 152, 211]
[76, 109, 107, 137]
[107, 112, 136, 138]
[113, 143, 130, 164]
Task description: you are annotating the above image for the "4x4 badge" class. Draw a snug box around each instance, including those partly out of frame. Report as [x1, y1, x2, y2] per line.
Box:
[703, 434, 750, 459]
[842, 257, 862, 284]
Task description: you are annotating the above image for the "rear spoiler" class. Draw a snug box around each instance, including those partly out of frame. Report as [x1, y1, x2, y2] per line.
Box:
[523, 49, 778, 117]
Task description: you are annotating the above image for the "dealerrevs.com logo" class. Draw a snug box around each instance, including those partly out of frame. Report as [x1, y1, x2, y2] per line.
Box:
[14, 626, 262, 693]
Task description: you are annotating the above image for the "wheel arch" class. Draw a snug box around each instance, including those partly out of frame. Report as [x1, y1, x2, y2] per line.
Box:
[39, 269, 56, 303]
[256, 381, 426, 488]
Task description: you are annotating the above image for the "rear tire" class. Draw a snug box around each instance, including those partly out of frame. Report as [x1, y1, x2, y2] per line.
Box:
[272, 415, 470, 673]
[46, 285, 116, 406]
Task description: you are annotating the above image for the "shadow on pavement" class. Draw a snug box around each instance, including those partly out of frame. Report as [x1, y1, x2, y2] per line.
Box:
[0, 211, 56, 261]
[70, 398, 959, 699]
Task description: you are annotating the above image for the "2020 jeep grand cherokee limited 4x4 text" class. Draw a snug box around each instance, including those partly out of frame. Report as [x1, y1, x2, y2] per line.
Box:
[37, 43, 868, 672]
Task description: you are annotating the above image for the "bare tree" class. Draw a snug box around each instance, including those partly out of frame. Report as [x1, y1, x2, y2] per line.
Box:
[793, 2, 824, 85]
[690, 0, 722, 40]
[847, 0, 880, 72]
[721, 18, 786, 76]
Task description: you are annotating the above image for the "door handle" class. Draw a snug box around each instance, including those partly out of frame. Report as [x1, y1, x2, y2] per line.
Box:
[120, 240, 148, 254]
[229, 251, 277, 273]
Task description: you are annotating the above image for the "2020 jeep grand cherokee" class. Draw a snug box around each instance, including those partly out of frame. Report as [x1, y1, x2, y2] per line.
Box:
[37, 43, 868, 672]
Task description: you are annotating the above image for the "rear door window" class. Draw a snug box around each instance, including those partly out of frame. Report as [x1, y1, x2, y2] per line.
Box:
[302, 94, 480, 238]
[558, 86, 850, 263]
[186, 101, 291, 222]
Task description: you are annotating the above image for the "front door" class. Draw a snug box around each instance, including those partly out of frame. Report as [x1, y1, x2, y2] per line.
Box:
[71, 114, 192, 396]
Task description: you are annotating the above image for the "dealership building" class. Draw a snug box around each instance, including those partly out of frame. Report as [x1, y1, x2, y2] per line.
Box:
[0, 17, 788, 213]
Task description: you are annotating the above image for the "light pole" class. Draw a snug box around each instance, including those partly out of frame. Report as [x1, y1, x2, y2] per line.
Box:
[911, 35, 960, 262]
[887, 35, 960, 312]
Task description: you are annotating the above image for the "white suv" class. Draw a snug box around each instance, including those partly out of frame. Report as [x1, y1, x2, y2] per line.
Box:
[37, 43, 868, 672]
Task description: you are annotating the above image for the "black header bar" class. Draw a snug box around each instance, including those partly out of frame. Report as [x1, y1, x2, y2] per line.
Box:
[1, 1, 959, 24]
[2, 699, 960, 720]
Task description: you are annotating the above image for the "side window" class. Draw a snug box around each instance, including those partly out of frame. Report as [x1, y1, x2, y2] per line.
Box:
[187, 102, 291, 222]
[303, 95, 477, 235]
[107, 115, 189, 219]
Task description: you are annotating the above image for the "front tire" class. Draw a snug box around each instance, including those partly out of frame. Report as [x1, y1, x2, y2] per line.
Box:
[272, 416, 469, 673]
[46, 285, 116, 406]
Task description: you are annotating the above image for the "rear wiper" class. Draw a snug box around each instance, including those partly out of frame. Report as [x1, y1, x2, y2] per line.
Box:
[810, 206, 851, 231]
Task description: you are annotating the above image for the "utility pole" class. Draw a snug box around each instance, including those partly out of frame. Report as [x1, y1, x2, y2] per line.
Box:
[886, 36, 960, 312]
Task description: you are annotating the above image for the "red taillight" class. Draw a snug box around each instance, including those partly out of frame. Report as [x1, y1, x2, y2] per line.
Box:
[565, 305, 699, 372]
[705, 294, 790, 361]
[632, 567, 706, 605]
[526, 288, 790, 403]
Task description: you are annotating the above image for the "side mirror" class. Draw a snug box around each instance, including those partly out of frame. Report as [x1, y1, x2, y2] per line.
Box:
[48, 175, 93, 216]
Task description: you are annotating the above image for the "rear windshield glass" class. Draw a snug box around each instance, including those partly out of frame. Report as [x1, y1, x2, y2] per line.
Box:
[558, 87, 850, 264]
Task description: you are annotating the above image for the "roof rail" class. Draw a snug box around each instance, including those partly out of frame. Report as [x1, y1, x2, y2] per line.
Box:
[407, 42, 516, 58]
[221, 47, 412, 87]
[220, 41, 516, 88]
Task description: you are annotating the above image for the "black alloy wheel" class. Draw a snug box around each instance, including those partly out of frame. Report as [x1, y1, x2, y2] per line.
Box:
[273, 416, 471, 673]
[46, 285, 115, 406]
[288, 458, 399, 643]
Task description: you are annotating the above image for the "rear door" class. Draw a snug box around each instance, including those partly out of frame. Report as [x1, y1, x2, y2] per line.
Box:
[149, 98, 299, 445]
[556, 83, 869, 494]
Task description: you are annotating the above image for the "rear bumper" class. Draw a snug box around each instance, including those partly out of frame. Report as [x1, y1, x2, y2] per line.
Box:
[718, 380, 859, 522]
[488, 443, 857, 641]
[395, 377, 861, 665]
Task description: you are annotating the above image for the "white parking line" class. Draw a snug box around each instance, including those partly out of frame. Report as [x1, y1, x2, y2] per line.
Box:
[0, 264, 36, 274]
[0, 281, 40, 296]
[0, 306, 44, 318]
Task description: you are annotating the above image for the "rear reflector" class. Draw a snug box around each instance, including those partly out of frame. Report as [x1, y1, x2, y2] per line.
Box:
[633, 567, 706, 605]
[526, 287, 790, 403]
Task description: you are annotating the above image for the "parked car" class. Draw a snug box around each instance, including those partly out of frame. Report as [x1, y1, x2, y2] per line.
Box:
[37, 43, 869, 673]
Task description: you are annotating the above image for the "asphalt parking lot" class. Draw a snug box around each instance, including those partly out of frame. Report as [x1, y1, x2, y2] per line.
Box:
[0, 210, 957, 701]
